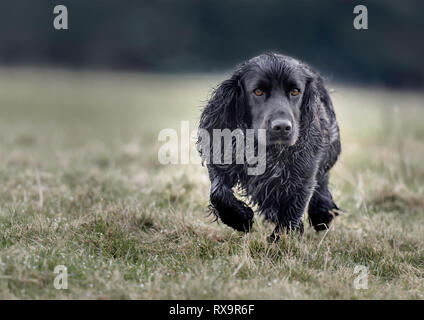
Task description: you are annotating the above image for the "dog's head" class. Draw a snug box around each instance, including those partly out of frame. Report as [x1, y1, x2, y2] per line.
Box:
[201, 53, 326, 147]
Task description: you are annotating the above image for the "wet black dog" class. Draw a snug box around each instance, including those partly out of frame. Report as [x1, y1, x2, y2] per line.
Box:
[198, 53, 341, 239]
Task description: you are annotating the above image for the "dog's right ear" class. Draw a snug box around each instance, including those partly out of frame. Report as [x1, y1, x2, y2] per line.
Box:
[199, 75, 245, 133]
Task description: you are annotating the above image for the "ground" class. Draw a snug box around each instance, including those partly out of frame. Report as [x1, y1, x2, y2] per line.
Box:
[0, 68, 423, 299]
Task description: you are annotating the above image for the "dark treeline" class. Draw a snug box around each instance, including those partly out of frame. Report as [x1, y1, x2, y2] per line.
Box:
[0, 0, 423, 87]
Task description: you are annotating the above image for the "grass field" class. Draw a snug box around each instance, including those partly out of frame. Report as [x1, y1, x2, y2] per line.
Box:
[0, 68, 423, 299]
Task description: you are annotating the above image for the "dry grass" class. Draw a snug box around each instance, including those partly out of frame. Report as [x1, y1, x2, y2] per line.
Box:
[0, 68, 423, 299]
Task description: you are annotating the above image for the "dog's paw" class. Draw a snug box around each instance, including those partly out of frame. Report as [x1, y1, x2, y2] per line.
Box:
[216, 202, 254, 233]
[267, 221, 304, 243]
[308, 199, 340, 231]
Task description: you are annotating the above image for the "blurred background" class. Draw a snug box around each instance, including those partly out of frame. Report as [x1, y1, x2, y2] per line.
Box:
[0, 0, 423, 87]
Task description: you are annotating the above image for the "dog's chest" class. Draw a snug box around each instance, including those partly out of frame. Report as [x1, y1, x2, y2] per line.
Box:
[236, 142, 321, 205]
[238, 158, 304, 204]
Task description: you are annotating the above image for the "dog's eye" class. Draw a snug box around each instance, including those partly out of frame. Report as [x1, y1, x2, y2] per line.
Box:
[253, 88, 264, 96]
[290, 88, 300, 96]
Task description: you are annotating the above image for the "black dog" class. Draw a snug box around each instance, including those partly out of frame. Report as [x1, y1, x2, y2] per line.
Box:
[198, 53, 341, 238]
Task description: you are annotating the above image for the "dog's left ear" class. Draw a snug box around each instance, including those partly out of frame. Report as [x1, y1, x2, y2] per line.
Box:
[300, 65, 330, 124]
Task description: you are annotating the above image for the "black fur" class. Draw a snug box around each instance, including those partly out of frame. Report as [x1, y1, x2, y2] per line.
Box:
[198, 53, 341, 237]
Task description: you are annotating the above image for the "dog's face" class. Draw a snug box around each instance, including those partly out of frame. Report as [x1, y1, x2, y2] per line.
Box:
[240, 55, 308, 146]
[199, 54, 319, 152]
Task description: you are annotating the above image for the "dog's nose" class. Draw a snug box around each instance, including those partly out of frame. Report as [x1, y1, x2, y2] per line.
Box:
[271, 119, 292, 134]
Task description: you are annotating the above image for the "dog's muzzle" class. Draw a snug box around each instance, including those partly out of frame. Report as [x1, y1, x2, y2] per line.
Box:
[268, 118, 295, 145]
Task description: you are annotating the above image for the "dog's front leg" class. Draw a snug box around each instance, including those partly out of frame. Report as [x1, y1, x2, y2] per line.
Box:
[268, 185, 314, 242]
[208, 166, 254, 232]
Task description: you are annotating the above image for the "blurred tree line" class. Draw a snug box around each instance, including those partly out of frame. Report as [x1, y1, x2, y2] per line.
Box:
[0, 0, 423, 87]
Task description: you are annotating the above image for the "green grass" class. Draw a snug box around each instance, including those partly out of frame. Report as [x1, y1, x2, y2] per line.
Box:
[0, 67, 423, 299]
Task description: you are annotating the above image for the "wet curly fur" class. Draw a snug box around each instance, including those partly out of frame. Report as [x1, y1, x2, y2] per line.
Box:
[198, 53, 341, 238]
